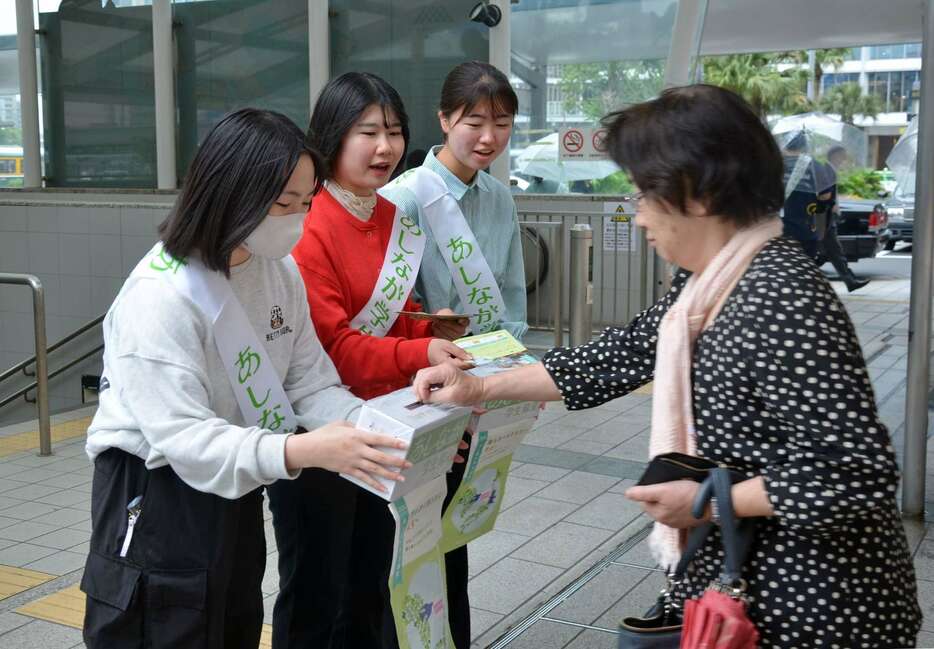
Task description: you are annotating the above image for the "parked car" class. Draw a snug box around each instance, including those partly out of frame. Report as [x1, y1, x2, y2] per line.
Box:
[831, 197, 891, 262]
[879, 169, 898, 196]
[883, 189, 914, 249]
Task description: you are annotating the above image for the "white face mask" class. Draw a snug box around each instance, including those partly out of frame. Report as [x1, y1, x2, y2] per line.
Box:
[243, 212, 305, 259]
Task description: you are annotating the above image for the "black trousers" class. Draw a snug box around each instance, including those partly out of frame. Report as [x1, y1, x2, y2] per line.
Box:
[82, 449, 265, 649]
[820, 224, 853, 278]
[272, 438, 473, 649]
[266, 468, 358, 649]
[442, 448, 471, 649]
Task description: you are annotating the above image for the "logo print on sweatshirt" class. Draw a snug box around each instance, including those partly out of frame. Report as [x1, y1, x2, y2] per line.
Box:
[270, 305, 284, 330]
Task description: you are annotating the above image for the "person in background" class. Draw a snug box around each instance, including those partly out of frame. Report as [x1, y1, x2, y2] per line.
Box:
[817, 145, 870, 292]
[411, 85, 922, 649]
[780, 131, 823, 258]
[80, 108, 409, 649]
[380, 60, 528, 648]
[271, 72, 470, 649]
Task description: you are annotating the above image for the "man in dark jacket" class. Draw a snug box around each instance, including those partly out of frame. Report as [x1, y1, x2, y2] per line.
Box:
[816, 146, 869, 292]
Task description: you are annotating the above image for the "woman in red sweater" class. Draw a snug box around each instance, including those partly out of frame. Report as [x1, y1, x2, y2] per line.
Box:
[269, 72, 470, 649]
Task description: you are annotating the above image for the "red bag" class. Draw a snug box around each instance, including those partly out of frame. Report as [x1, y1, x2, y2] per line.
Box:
[681, 588, 759, 649]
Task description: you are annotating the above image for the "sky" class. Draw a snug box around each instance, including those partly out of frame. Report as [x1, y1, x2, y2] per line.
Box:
[0, 2, 64, 37]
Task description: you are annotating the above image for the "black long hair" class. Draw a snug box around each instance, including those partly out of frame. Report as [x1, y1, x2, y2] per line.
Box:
[307, 72, 410, 177]
[159, 108, 322, 274]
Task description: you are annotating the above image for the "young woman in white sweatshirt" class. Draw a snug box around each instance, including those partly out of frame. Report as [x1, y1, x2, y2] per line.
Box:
[81, 108, 409, 649]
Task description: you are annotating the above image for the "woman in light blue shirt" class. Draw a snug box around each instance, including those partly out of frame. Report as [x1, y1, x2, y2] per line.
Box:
[381, 61, 527, 342]
[379, 61, 526, 649]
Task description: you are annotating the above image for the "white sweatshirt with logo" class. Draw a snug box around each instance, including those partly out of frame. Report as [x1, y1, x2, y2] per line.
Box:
[86, 253, 362, 499]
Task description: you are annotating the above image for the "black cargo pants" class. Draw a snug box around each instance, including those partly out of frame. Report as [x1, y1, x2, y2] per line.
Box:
[82, 449, 265, 649]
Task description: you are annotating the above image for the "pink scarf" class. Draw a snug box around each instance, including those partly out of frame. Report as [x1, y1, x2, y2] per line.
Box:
[647, 217, 783, 570]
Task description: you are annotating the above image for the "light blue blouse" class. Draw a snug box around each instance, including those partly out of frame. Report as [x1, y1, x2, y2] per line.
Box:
[380, 147, 528, 340]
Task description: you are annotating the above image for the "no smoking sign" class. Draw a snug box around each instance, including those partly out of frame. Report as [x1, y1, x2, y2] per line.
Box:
[562, 129, 584, 154]
[559, 127, 610, 161]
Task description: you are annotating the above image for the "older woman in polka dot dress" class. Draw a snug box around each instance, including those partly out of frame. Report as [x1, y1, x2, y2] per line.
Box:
[412, 84, 921, 648]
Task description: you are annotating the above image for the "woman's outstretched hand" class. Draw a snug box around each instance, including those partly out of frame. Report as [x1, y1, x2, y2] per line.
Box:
[413, 364, 485, 406]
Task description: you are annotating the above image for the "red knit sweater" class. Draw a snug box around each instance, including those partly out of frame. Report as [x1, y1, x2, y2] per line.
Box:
[292, 189, 434, 400]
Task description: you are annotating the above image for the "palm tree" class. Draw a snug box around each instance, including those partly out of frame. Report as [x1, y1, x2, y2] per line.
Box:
[818, 82, 883, 124]
[779, 48, 851, 101]
[701, 54, 808, 120]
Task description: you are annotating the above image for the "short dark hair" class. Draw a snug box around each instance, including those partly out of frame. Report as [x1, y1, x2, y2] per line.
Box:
[159, 108, 322, 275]
[603, 84, 784, 226]
[440, 61, 519, 122]
[827, 145, 847, 159]
[307, 72, 409, 178]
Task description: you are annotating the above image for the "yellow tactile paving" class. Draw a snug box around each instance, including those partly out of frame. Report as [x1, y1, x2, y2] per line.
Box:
[0, 416, 93, 458]
[634, 381, 653, 395]
[0, 564, 56, 601]
[16, 583, 275, 646]
[15, 583, 85, 627]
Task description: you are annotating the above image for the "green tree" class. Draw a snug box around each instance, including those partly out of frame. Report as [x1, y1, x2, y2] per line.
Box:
[818, 82, 882, 124]
[0, 127, 21, 146]
[701, 53, 809, 120]
[777, 48, 851, 101]
[591, 170, 635, 195]
[558, 60, 664, 122]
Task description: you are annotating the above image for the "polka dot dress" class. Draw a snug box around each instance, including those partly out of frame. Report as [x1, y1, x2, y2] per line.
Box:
[543, 237, 922, 648]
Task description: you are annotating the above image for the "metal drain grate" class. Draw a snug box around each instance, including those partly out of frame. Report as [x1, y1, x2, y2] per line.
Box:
[487, 521, 653, 648]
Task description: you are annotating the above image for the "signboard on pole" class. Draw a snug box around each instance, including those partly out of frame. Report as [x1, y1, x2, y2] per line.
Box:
[603, 200, 638, 252]
[559, 126, 611, 161]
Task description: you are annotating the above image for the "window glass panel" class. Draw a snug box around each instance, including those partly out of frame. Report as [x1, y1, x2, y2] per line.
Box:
[510, 0, 677, 194]
[329, 1, 489, 165]
[867, 72, 889, 109]
[38, 0, 156, 187]
[0, 6, 23, 187]
[822, 72, 858, 93]
[173, 0, 309, 180]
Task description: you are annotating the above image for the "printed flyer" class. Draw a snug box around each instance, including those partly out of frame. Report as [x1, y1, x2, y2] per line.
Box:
[454, 329, 526, 364]
[388, 475, 453, 649]
[440, 351, 541, 551]
[383, 331, 541, 647]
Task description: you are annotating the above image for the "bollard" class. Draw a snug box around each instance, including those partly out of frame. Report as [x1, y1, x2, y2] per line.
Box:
[568, 224, 593, 347]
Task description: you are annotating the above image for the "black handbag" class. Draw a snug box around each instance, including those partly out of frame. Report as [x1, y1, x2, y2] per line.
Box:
[617, 468, 757, 649]
[636, 452, 746, 487]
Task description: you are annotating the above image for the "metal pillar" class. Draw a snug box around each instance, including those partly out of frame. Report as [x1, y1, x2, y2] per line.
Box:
[663, 0, 709, 89]
[489, 0, 511, 185]
[569, 224, 593, 346]
[308, 0, 329, 110]
[806, 50, 817, 100]
[656, 0, 710, 299]
[15, 0, 41, 188]
[153, 0, 176, 189]
[0, 274, 50, 456]
[901, 0, 934, 517]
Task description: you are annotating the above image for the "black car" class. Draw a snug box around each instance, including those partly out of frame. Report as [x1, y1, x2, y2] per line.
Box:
[883, 191, 913, 248]
[832, 197, 891, 262]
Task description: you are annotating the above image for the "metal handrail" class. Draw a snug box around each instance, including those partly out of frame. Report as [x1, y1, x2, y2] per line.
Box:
[1, 313, 104, 382]
[8, 344, 104, 408]
[0, 273, 50, 455]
